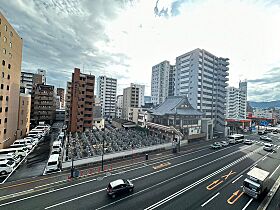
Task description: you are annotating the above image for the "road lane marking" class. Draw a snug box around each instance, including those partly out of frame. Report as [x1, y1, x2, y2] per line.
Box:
[222, 170, 236, 180]
[94, 147, 263, 210]
[44, 188, 104, 209]
[152, 162, 171, 170]
[206, 180, 224, 190]
[142, 148, 262, 210]
[0, 144, 257, 207]
[201, 192, 220, 207]
[242, 198, 253, 210]
[232, 175, 243, 183]
[227, 190, 244, 204]
[269, 164, 280, 179]
[262, 157, 267, 161]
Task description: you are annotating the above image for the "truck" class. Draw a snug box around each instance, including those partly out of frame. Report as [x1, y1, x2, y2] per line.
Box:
[243, 167, 270, 199]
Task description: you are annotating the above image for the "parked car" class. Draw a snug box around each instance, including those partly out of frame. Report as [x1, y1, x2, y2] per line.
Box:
[244, 139, 253, 145]
[211, 142, 222, 149]
[0, 160, 15, 176]
[263, 143, 273, 152]
[260, 136, 272, 142]
[236, 138, 244, 143]
[107, 179, 134, 198]
[220, 141, 229, 147]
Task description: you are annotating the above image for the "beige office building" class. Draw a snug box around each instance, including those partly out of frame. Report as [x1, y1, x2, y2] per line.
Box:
[122, 84, 140, 122]
[17, 93, 31, 138]
[0, 12, 23, 148]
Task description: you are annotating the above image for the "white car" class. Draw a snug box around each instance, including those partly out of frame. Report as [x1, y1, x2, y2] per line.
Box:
[263, 143, 273, 152]
[0, 160, 15, 175]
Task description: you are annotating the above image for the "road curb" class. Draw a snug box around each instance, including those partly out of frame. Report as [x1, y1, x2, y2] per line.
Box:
[257, 175, 280, 210]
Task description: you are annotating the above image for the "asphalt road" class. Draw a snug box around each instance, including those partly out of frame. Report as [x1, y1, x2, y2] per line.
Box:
[0, 132, 279, 210]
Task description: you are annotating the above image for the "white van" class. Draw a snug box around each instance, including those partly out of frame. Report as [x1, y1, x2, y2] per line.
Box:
[52, 141, 62, 154]
[0, 148, 19, 159]
[0, 160, 15, 175]
[25, 137, 39, 145]
[6, 147, 27, 158]
[46, 154, 60, 173]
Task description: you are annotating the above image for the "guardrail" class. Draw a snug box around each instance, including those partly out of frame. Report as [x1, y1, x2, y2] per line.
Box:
[62, 139, 189, 169]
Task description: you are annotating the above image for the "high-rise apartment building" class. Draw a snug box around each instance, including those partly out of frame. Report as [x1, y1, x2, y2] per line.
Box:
[65, 81, 72, 128]
[131, 83, 145, 107]
[151, 60, 175, 105]
[56, 88, 65, 109]
[122, 85, 139, 121]
[174, 48, 229, 132]
[0, 12, 23, 148]
[31, 84, 56, 125]
[69, 68, 95, 133]
[226, 81, 247, 119]
[37, 69, 46, 84]
[96, 76, 117, 119]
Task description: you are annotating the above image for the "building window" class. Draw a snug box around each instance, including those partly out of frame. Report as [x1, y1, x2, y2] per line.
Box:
[9, 42, 12, 48]
[9, 53, 12, 59]
[3, 36, 7, 42]
[5, 107, 8, 112]
[2, 60, 5, 66]
[4, 118, 7, 123]
[4, 25, 7, 31]
[3, 48, 6, 54]
[8, 64, 11, 69]
[1, 84, 3, 89]
[2, 72, 4, 78]
[4, 129, 6, 134]
[10, 31, 13, 37]
[7, 74, 10, 80]
[6, 96, 8, 101]
[7, 85, 9, 90]
[0, 96, 2, 101]
[0, 107, 2, 112]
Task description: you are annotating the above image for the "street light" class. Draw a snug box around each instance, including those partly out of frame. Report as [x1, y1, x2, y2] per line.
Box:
[101, 131, 105, 171]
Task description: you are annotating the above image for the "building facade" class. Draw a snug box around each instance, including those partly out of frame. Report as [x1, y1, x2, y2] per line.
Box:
[131, 83, 145, 107]
[174, 48, 229, 133]
[20, 71, 34, 93]
[0, 12, 23, 148]
[96, 76, 117, 119]
[31, 84, 56, 125]
[69, 68, 95, 133]
[122, 85, 139, 121]
[56, 87, 65, 109]
[37, 69, 46, 84]
[17, 93, 31, 138]
[65, 81, 71, 129]
[226, 81, 247, 119]
[116, 95, 123, 118]
[151, 60, 175, 105]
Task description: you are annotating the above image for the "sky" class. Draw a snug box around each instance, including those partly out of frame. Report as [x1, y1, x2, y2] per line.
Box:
[1, 0, 280, 102]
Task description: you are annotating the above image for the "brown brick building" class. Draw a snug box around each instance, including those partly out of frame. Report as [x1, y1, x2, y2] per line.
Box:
[31, 84, 56, 125]
[0, 12, 23, 148]
[69, 68, 95, 133]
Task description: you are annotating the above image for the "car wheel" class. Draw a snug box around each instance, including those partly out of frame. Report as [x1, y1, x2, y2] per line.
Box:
[0, 171, 7, 175]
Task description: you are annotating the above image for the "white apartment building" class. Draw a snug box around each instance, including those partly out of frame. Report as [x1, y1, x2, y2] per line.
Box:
[151, 60, 175, 105]
[96, 76, 117, 119]
[174, 48, 229, 133]
[116, 95, 123, 118]
[131, 83, 145, 107]
[37, 69, 46, 84]
[20, 71, 34, 93]
[226, 81, 247, 119]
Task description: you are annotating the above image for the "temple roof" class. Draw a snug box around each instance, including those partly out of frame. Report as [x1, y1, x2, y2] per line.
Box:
[152, 96, 203, 116]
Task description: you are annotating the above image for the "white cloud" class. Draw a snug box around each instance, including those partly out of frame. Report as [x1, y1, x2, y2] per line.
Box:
[1, 0, 280, 101]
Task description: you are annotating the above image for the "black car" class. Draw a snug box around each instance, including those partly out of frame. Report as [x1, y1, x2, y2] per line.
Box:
[107, 179, 134, 198]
